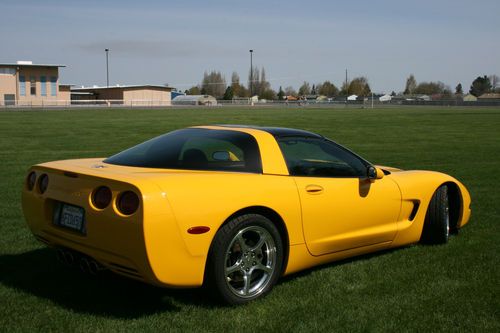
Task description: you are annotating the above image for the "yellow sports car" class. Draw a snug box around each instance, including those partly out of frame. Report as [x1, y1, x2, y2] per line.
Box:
[22, 125, 471, 304]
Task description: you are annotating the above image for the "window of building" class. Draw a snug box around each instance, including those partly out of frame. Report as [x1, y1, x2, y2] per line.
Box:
[50, 77, 57, 96]
[0, 68, 16, 75]
[19, 76, 26, 96]
[41, 76, 47, 96]
[30, 76, 36, 96]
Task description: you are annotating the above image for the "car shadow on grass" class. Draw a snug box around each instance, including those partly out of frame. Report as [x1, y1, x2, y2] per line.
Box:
[0, 248, 220, 318]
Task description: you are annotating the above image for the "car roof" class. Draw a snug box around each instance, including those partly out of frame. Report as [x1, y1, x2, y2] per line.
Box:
[213, 124, 323, 138]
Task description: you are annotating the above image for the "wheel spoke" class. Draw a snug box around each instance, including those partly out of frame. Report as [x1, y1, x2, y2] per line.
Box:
[242, 271, 251, 295]
[225, 261, 241, 275]
[254, 263, 272, 274]
[236, 232, 249, 252]
[249, 232, 267, 252]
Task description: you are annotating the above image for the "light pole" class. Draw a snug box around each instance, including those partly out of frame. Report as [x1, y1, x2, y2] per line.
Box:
[105, 48, 110, 87]
[249, 49, 253, 97]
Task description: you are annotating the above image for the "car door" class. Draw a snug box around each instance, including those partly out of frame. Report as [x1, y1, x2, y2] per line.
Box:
[277, 136, 401, 256]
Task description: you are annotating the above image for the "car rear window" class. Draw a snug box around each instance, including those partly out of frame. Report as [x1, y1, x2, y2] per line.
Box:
[104, 128, 262, 173]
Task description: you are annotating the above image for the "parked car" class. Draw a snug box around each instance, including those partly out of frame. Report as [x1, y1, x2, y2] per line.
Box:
[22, 125, 471, 304]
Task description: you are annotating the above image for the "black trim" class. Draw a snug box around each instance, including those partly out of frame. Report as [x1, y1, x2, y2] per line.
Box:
[215, 125, 323, 139]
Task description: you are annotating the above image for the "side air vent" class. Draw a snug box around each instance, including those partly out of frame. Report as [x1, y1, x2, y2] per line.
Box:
[409, 201, 420, 221]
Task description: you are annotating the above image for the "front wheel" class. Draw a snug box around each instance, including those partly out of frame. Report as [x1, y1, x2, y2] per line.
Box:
[206, 214, 283, 305]
[421, 185, 450, 244]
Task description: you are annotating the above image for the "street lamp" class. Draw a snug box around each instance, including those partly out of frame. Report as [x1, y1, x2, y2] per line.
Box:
[249, 49, 253, 97]
[105, 48, 110, 87]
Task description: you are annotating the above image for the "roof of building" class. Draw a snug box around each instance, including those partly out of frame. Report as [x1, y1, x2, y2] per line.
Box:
[173, 95, 216, 101]
[0, 63, 66, 68]
[72, 84, 173, 91]
[478, 93, 500, 99]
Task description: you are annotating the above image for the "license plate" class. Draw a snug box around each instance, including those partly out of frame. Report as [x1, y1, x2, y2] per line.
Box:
[53, 202, 86, 234]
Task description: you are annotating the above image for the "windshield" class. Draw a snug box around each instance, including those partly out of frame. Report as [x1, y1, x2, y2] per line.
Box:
[104, 128, 262, 173]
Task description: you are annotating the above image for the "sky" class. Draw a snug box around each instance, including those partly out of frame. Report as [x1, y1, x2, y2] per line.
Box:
[2, 0, 499, 93]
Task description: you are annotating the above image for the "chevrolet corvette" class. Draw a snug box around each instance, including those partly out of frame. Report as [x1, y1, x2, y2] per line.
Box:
[22, 125, 471, 304]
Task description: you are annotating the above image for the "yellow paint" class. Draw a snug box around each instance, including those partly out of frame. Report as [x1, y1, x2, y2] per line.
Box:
[22, 126, 472, 288]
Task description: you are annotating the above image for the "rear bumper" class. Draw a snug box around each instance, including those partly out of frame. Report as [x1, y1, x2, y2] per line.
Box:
[22, 165, 207, 288]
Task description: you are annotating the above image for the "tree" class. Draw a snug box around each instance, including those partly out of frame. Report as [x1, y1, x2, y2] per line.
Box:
[284, 86, 297, 97]
[414, 81, 449, 95]
[201, 71, 226, 98]
[231, 72, 244, 97]
[298, 81, 311, 96]
[277, 86, 285, 100]
[311, 84, 317, 95]
[248, 67, 260, 96]
[340, 81, 350, 96]
[259, 68, 272, 97]
[455, 83, 463, 95]
[469, 75, 492, 97]
[348, 77, 371, 96]
[489, 74, 499, 92]
[186, 86, 201, 95]
[223, 86, 234, 100]
[316, 81, 338, 97]
[404, 74, 417, 95]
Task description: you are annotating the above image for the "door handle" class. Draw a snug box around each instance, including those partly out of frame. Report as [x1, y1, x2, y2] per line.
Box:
[305, 185, 324, 194]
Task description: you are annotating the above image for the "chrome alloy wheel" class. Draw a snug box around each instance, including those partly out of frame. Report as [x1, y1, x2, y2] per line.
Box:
[224, 226, 277, 298]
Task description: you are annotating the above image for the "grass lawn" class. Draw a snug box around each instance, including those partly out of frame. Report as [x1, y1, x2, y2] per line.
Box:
[0, 106, 498, 332]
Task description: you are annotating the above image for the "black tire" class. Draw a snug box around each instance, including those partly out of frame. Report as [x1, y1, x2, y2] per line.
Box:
[421, 185, 450, 244]
[205, 214, 283, 305]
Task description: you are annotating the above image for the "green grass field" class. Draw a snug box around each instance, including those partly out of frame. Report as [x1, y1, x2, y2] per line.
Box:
[0, 106, 499, 332]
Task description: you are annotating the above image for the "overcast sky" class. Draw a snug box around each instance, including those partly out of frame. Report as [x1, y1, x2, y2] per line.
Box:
[2, 0, 499, 93]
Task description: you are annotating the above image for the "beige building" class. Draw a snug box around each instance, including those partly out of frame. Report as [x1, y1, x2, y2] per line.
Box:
[71, 85, 173, 106]
[0, 61, 67, 106]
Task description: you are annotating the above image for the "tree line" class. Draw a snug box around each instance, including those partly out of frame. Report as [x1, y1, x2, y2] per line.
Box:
[404, 74, 500, 97]
[184, 69, 499, 100]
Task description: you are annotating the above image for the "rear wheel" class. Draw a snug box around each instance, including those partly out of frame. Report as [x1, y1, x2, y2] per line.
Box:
[421, 185, 450, 244]
[206, 214, 283, 304]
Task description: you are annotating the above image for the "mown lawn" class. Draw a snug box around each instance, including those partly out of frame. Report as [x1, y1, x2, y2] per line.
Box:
[0, 106, 498, 332]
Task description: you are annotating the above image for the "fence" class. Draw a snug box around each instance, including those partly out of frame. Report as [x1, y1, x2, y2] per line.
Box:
[1, 98, 500, 109]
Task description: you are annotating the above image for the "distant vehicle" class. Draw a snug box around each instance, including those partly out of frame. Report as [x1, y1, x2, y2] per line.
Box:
[22, 125, 471, 304]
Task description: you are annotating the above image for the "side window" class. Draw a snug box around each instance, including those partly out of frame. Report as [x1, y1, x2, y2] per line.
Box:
[277, 137, 367, 177]
[180, 137, 246, 170]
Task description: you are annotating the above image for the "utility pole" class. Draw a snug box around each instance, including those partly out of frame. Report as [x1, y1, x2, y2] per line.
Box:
[105, 48, 110, 87]
[249, 49, 254, 97]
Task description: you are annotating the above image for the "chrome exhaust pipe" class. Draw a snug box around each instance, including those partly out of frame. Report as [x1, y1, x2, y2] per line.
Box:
[79, 257, 90, 274]
[63, 250, 75, 266]
[56, 249, 66, 264]
[87, 260, 101, 275]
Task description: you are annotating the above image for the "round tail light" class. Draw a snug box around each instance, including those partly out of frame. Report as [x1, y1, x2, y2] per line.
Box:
[92, 186, 112, 209]
[117, 191, 140, 215]
[38, 174, 49, 194]
[27, 171, 37, 191]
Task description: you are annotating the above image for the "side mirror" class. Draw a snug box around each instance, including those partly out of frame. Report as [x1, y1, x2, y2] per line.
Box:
[367, 166, 384, 180]
[212, 151, 230, 161]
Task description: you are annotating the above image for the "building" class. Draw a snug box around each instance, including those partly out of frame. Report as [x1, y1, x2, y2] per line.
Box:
[379, 94, 392, 102]
[172, 95, 217, 106]
[462, 93, 477, 102]
[71, 85, 173, 106]
[478, 93, 500, 102]
[0, 61, 66, 106]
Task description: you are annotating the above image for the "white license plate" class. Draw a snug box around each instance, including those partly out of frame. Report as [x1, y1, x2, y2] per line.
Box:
[54, 203, 86, 234]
